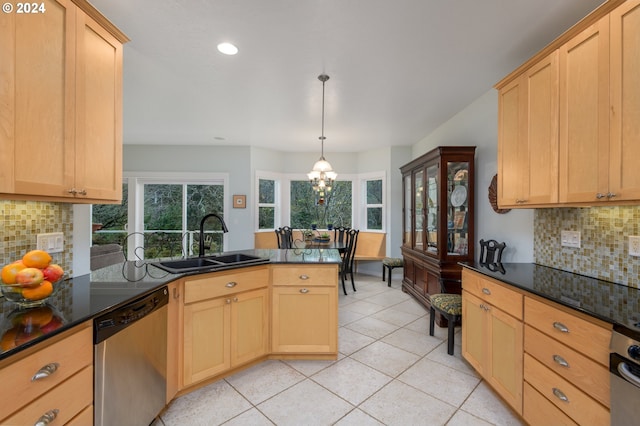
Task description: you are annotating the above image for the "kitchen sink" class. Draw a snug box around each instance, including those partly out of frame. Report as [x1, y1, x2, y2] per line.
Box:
[208, 253, 266, 265]
[150, 253, 269, 274]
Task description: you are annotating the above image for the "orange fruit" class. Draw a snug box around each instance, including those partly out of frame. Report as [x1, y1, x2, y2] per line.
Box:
[22, 250, 52, 269]
[21, 280, 53, 301]
[1, 261, 27, 284]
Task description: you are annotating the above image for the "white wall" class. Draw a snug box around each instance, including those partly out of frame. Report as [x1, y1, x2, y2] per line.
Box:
[412, 90, 534, 262]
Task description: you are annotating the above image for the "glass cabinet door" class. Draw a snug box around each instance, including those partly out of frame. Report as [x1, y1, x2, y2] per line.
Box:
[414, 170, 424, 251]
[403, 174, 412, 248]
[446, 161, 470, 257]
[425, 163, 438, 255]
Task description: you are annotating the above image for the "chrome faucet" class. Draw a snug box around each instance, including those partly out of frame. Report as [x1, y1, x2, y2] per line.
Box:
[199, 213, 229, 257]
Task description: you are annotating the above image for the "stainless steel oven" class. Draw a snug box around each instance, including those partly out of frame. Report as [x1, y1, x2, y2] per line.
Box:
[94, 286, 168, 426]
[610, 326, 640, 426]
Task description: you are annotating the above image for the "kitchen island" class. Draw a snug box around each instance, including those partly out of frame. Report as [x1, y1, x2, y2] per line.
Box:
[0, 248, 341, 424]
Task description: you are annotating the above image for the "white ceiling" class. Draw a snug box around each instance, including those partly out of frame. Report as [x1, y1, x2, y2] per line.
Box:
[90, 0, 605, 153]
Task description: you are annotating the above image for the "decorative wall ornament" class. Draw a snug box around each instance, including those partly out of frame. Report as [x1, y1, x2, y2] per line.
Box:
[488, 174, 511, 214]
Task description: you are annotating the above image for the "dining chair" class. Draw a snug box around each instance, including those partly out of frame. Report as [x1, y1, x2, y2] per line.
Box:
[333, 226, 350, 245]
[340, 229, 359, 295]
[275, 226, 294, 249]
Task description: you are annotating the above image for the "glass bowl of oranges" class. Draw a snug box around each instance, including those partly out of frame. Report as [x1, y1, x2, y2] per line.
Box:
[1, 250, 65, 308]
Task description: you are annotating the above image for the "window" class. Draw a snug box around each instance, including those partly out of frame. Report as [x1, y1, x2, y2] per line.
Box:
[365, 178, 383, 230]
[93, 174, 226, 259]
[290, 180, 352, 229]
[92, 181, 129, 245]
[258, 178, 276, 230]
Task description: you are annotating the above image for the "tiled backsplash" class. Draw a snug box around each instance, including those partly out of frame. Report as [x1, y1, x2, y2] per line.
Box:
[1, 201, 74, 276]
[534, 206, 640, 288]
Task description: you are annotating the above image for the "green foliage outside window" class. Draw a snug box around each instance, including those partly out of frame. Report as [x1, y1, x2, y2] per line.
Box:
[290, 180, 352, 229]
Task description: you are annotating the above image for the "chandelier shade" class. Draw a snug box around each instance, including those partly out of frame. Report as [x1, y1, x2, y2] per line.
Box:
[308, 74, 336, 204]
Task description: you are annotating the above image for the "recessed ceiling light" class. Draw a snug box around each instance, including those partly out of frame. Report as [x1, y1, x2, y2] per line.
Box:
[217, 42, 238, 55]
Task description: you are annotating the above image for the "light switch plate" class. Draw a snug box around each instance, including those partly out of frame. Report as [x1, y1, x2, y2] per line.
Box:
[36, 232, 64, 253]
[630, 236, 640, 257]
[561, 230, 581, 248]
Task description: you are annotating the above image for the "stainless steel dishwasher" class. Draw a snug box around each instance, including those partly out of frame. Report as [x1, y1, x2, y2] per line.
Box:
[610, 325, 640, 425]
[94, 286, 169, 426]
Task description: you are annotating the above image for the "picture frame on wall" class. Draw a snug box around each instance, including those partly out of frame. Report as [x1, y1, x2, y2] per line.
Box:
[233, 195, 246, 209]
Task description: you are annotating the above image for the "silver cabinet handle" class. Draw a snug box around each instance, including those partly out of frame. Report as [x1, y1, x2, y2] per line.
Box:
[552, 388, 569, 402]
[300, 288, 309, 294]
[225, 281, 237, 288]
[553, 355, 570, 368]
[515, 199, 527, 204]
[482, 288, 491, 295]
[596, 193, 607, 199]
[607, 192, 617, 199]
[226, 299, 231, 304]
[233, 297, 238, 302]
[32, 363, 59, 381]
[553, 322, 569, 333]
[479, 303, 490, 312]
[76, 189, 87, 195]
[34, 409, 59, 426]
[299, 274, 309, 280]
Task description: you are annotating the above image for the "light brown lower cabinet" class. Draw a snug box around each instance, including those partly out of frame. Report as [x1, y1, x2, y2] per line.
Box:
[462, 268, 612, 425]
[461, 287, 523, 414]
[271, 265, 338, 355]
[182, 267, 269, 387]
[0, 322, 93, 424]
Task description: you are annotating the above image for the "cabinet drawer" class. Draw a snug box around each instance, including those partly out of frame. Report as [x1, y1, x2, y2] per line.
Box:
[524, 297, 611, 366]
[2, 365, 93, 426]
[272, 265, 338, 287]
[184, 266, 269, 303]
[523, 382, 577, 426]
[525, 324, 610, 408]
[462, 270, 523, 320]
[524, 354, 609, 426]
[0, 325, 92, 418]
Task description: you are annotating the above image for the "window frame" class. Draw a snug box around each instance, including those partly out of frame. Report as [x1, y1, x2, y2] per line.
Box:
[254, 170, 385, 233]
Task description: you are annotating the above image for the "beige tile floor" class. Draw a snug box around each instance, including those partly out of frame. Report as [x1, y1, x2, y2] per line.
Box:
[154, 273, 525, 426]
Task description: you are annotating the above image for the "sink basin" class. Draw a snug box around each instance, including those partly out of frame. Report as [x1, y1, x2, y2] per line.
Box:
[150, 253, 269, 274]
[152, 257, 218, 273]
[208, 253, 266, 265]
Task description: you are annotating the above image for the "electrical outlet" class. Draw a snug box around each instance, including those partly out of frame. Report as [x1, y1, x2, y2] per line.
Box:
[561, 230, 581, 248]
[630, 236, 640, 257]
[36, 232, 64, 253]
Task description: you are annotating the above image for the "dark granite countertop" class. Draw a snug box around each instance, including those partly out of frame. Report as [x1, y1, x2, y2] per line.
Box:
[461, 262, 640, 338]
[0, 249, 341, 361]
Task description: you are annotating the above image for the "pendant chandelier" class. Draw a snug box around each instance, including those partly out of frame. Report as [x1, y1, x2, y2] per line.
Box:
[307, 74, 337, 205]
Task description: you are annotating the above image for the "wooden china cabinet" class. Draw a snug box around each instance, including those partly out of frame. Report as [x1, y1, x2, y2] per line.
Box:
[401, 146, 475, 326]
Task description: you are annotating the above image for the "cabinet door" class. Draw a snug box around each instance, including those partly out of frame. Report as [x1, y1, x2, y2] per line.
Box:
[183, 297, 230, 386]
[609, 0, 640, 201]
[231, 288, 268, 367]
[499, 51, 559, 207]
[75, 10, 123, 202]
[559, 16, 610, 203]
[497, 75, 527, 206]
[486, 304, 523, 414]
[0, 0, 76, 198]
[272, 286, 337, 354]
[461, 290, 485, 375]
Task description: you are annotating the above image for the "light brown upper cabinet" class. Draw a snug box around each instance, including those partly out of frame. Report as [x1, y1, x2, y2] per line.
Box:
[0, 0, 128, 203]
[498, 51, 559, 207]
[497, 0, 640, 207]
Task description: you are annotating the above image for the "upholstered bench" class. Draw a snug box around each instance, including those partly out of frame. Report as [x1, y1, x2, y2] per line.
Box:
[382, 257, 403, 286]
